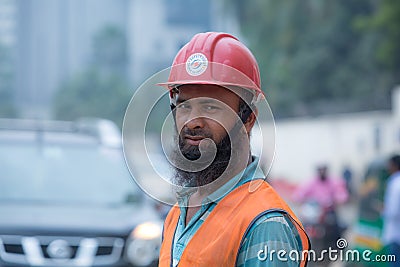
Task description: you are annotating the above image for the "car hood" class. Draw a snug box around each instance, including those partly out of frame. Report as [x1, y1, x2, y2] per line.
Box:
[0, 202, 160, 236]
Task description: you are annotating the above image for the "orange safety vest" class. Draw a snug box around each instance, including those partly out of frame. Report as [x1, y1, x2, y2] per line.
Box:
[159, 180, 310, 267]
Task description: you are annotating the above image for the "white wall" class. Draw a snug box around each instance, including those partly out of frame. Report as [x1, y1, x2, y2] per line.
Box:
[263, 88, 400, 184]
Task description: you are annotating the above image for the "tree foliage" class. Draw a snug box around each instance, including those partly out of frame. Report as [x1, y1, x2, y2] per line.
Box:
[356, 0, 400, 73]
[53, 25, 131, 127]
[54, 69, 131, 127]
[227, 0, 400, 118]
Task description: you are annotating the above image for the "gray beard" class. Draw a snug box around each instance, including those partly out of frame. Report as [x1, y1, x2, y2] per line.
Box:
[171, 132, 232, 187]
[171, 118, 251, 188]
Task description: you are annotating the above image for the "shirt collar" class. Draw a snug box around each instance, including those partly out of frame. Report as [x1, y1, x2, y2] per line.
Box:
[175, 156, 264, 206]
[205, 156, 264, 203]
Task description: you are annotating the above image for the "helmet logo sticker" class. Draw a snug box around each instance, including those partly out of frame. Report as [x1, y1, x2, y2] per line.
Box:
[186, 53, 208, 76]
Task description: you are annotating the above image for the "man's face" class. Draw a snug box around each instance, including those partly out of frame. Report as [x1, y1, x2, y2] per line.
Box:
[170, 84, 249, 187]
[175, 84, 240, 160]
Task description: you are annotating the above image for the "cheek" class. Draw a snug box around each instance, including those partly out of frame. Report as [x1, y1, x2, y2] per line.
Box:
[207, 119, 235, 143]
[175, 114, 185, 133]
[175, 111, 192, 133]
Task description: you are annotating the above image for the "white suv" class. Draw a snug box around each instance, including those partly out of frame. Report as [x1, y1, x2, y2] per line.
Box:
[0, 118, 162, 267]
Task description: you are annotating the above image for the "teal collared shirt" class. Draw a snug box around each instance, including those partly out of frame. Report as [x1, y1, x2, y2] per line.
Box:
[172, 157, 302, 266]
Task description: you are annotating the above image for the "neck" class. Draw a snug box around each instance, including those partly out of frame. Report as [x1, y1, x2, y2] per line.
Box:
[194, 151, 252, 200]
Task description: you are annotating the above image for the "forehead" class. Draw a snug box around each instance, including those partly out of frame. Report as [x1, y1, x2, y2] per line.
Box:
[177, 84, 240, 103]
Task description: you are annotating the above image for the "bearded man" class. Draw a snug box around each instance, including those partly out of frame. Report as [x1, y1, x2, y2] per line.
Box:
[158, 32, 310, 267]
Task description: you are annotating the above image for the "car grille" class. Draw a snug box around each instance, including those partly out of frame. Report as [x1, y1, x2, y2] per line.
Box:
[0, 235, 124, 266]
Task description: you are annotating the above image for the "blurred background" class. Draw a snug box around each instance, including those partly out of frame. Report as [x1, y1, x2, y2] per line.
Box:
[0, 0, 399, 266]
[0, 0, 399, 175]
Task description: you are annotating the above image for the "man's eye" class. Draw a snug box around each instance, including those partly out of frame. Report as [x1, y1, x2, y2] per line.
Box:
[203, 105, 220, 111]
[177, 103, 191, 110]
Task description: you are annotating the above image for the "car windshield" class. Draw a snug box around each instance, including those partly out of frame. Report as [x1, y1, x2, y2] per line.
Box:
[0, 140, 140, 205]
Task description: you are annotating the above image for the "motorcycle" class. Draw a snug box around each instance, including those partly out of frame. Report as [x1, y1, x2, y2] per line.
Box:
[299, 201, 344, 255]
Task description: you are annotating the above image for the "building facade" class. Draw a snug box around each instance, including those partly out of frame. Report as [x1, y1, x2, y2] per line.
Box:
[10, 0, 238, 118]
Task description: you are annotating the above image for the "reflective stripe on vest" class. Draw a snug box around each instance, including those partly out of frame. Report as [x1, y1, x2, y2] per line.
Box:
[159, 179, 310, 267]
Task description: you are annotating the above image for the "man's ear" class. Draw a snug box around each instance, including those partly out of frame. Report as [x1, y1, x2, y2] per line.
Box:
[244, 108, 258, 133]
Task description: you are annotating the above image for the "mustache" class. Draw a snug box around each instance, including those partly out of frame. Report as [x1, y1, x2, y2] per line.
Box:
[180, 127, 213, 139]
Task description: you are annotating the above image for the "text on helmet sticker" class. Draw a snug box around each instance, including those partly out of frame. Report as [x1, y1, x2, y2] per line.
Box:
[186, 53, 208, 76]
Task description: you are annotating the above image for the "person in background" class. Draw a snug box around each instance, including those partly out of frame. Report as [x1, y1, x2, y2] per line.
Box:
[382, 154, 400, 266]
[294, 165, 349, 209]
[342, 165, 353, 195]
[294, 165, 349, 247]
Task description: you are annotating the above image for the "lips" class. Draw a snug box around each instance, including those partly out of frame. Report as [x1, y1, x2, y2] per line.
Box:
[184, 135, 205, 146]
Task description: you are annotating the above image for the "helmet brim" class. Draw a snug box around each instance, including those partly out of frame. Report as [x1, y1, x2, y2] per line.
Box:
[157, 80, 263, 96]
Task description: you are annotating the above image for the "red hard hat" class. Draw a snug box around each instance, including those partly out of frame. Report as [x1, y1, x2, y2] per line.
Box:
[159, 32, 263, 100]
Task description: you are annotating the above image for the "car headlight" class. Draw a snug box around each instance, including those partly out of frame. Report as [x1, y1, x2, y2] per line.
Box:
[133, 222, 162, 240]
[125, 221, 162, 266]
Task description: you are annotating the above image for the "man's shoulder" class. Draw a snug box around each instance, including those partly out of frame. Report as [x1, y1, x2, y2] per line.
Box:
[239, 210, 302, 250]
[243, 211, 300, 242]
[236, 211, 302, 266]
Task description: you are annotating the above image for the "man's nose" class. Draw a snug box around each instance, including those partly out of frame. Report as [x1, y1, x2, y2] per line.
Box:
[185, 108, 206, 129]
[185, 116, 205, 130]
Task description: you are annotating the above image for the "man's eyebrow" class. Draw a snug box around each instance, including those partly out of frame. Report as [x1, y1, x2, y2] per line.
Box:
[198, 99, 222, 105]
[176, 98, 221, 105]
